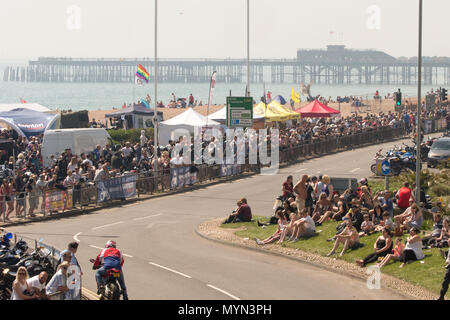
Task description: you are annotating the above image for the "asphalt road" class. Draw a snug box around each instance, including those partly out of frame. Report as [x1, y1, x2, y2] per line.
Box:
[8, 136, 433, 300]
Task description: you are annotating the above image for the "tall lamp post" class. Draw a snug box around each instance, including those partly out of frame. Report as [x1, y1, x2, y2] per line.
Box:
[154, 0, 158, 172]
[246, 0, 250, 97]
[415, 0, 423, 205]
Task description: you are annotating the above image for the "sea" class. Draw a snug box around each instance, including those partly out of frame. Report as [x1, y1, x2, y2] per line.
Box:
[0, 61, 440, 111]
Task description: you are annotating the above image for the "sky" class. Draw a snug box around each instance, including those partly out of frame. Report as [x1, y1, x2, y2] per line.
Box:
[0, 0, 449, 61]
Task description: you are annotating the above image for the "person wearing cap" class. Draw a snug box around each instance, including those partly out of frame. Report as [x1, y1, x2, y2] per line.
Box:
[46, 261, 70, 300]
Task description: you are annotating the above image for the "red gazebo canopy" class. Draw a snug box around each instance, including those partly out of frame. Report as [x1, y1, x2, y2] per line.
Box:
[294, 100, 340, 118]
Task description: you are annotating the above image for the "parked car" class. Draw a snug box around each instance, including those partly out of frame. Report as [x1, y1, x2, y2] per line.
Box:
[427, 136, 450, 168]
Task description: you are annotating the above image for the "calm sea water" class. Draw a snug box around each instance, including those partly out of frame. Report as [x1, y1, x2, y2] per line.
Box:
[0, 80, 437, 111]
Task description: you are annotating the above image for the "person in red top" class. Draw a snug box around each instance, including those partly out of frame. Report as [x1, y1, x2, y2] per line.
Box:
[224, 198, 252, 223]
[396, 182, 412, 209]
[92, 240, 128, 299]
[282, 176, 294, 200]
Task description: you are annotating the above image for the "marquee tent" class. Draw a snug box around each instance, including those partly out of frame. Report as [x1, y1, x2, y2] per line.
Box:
[0, 103, 51, 113]
[294, 100, 340, 118]
[0, 108, 60, 139]
[267, 101, 300, 120]
[253, 102, 290, 122]
[158, 108, 220, 145]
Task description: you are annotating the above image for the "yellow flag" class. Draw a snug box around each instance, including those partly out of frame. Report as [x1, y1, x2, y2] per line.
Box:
[291, 88, 301, 103]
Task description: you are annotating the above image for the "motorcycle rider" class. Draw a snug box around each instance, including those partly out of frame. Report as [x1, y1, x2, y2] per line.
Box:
[92, 240, 128, 299]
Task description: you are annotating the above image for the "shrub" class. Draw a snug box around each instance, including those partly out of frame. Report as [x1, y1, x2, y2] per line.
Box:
[107, 128, 154, 144]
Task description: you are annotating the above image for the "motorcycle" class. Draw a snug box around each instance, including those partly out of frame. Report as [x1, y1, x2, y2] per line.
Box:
[89, 259, 123, 300]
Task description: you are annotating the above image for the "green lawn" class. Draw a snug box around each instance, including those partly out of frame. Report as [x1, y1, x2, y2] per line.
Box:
[222, 217, 448, 294]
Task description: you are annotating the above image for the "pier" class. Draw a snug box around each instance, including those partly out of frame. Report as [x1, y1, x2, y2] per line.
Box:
[3, 45, 450, 85]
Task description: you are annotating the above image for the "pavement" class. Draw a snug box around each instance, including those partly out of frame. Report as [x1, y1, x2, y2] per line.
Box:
[5, 135, 441, 300]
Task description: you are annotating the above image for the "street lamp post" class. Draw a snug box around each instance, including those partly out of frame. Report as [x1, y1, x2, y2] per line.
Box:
[415, 0, 422, 205]
[154, 0, 158, 172]
[247, 0, 250, 97]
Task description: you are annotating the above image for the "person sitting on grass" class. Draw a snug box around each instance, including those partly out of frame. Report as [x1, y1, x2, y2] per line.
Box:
[359, 186, 376, 210]
[422, 212, 443, 248]
[378, 190, 394, 218]
[278, 210, 301, 243]
[369, 204, 383, 225]
[356, 227, 393, 267]
[255, 210, 288, 246]
[393, 198, 414, 233]
[375, 212, 395, 232]
[394, 203, 421, 234]
[432, 218, 450, 249]
[399, 227, 424, 268]
[224, 198, 252, 224]
[327, 219, 362, 257]
[344, 203, 364, 232]
[312, 192, 332, 224]
[377, 238, 405, 268]
[316, 194, 341, 225]
[359, 214, 375, 237]
[287, 209, 316, 243]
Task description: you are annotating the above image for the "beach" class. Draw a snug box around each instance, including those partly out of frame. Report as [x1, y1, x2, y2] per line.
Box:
[87, 98, 400, 124]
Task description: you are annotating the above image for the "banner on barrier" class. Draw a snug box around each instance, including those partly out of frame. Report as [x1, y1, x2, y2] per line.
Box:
[97, 174, 137, 202]
[45, 189, 73, 212]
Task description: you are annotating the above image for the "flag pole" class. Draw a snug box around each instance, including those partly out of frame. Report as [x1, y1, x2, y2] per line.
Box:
[132, 76, 136, 105]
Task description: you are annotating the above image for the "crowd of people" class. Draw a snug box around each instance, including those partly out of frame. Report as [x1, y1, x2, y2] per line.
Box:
[0, 100, 448, 220]
[8, 239, 128, 300]
[242, 173, 450, 299]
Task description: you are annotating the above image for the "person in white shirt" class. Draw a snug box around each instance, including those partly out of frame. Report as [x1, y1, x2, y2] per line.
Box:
[26, 272, 48, 299]
[121, 142, 133, 158]
[288, 209, 316, 242]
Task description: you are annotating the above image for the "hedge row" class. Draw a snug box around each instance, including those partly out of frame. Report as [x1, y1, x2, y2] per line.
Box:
[107, 128, 154, 145]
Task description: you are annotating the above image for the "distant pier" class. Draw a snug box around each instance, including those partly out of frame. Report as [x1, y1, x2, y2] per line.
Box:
[3, 46, 450, 85]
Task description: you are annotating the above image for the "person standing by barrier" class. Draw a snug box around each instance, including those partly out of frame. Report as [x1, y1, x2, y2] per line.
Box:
[59, 242, 82, 300]
[46, 261, 69, 300]
[25, 175, 38, 217]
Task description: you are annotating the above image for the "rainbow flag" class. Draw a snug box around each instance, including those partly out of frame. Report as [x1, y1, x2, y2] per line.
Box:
[135, 64, 149, 83]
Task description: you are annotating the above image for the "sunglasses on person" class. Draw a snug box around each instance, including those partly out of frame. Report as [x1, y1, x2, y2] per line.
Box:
[18, 272, 26, 275]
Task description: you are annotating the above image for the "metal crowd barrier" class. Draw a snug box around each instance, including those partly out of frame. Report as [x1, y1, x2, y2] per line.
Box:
[1, 122, 446, 223]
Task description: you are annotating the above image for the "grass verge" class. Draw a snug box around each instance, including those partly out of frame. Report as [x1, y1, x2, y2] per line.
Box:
[221, 217, 447, 295]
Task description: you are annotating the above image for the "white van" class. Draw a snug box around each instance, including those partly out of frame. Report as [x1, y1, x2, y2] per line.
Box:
[42, 128, 112, 168]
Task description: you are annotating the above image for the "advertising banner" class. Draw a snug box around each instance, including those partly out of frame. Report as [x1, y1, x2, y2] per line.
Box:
[97, 174, 137, 202]
[45, 189, 73, 212]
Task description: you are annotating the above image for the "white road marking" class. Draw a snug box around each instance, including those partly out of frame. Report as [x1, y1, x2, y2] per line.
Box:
[133, 213, 163, 221]
[295, 168, 307, 173]
[149, 262, 192, 279]
[350, 168, 361, 173]
[206, 284, 241, 300]
[73, 232, 82, 242]
[92, 221, 124, 230]
[89, 245, 134, 258]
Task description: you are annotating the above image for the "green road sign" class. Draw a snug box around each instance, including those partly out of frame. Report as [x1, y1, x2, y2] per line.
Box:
[226, 96, 253, 128]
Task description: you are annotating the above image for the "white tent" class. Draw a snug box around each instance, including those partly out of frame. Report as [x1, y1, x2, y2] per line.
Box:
[0, 103, 51, 113]
[208, 106, 265, 121]
[159, 108, 220, 145]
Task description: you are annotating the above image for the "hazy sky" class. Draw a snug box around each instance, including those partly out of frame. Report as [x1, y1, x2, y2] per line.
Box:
[1, 0, 449, 60]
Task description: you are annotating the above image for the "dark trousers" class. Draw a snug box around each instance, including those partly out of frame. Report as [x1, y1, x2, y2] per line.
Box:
[363, 250, 390, 266]
[401, 249, 417, 263]
[439, 267, 450, 299]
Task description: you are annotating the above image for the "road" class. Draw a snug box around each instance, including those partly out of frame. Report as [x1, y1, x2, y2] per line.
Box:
[8, 136, 429, 300]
